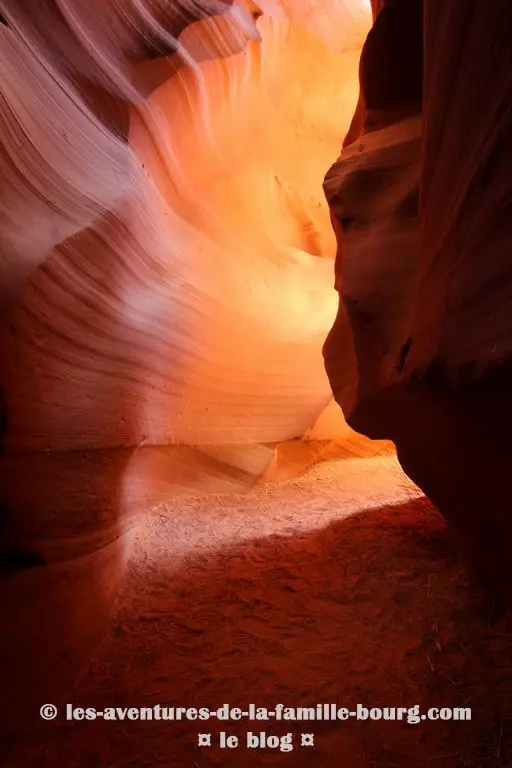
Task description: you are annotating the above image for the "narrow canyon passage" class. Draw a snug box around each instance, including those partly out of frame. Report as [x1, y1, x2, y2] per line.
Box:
[14, 455, 512, 767]
[1, 0, 512, 766]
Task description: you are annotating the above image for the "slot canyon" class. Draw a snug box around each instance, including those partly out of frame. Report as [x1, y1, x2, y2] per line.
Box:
[1, 0, 511, 765]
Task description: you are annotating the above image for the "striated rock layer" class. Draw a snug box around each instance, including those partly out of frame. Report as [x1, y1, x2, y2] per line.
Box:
[0, 0, 376, 731]
[1, 0, 510, 744]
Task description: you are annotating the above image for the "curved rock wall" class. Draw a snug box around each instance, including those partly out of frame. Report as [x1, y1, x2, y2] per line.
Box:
[324, 0, 512, 598]
[3, 0, 509, 738]
[384, 0, 512, 597]
[0, 0, 374, 729]
[323, 0, 422, 414]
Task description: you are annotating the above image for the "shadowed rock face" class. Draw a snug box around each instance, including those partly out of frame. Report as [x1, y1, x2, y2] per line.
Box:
[323, 0, 422, 415]
[361, 1, 423, 114]
[323, 0, 512, 598]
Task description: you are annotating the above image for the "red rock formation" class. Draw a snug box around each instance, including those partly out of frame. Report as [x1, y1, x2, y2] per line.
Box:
[1, 0, 510, 749]
[0, 0, 375, 733]
[323, 0, 422, 414]
[324, 0, 512, 600]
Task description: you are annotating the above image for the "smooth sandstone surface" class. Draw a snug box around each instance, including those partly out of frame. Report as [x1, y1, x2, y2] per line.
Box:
[0, 0, 376, 731]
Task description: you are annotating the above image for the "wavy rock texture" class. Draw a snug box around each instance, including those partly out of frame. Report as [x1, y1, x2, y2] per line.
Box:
[1, 2, 373, 454]
[3, 0, 510, 750]
[0, 0, 379, 730]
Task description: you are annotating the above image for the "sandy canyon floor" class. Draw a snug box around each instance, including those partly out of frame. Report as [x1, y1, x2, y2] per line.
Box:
[12, 454, 512, 768]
